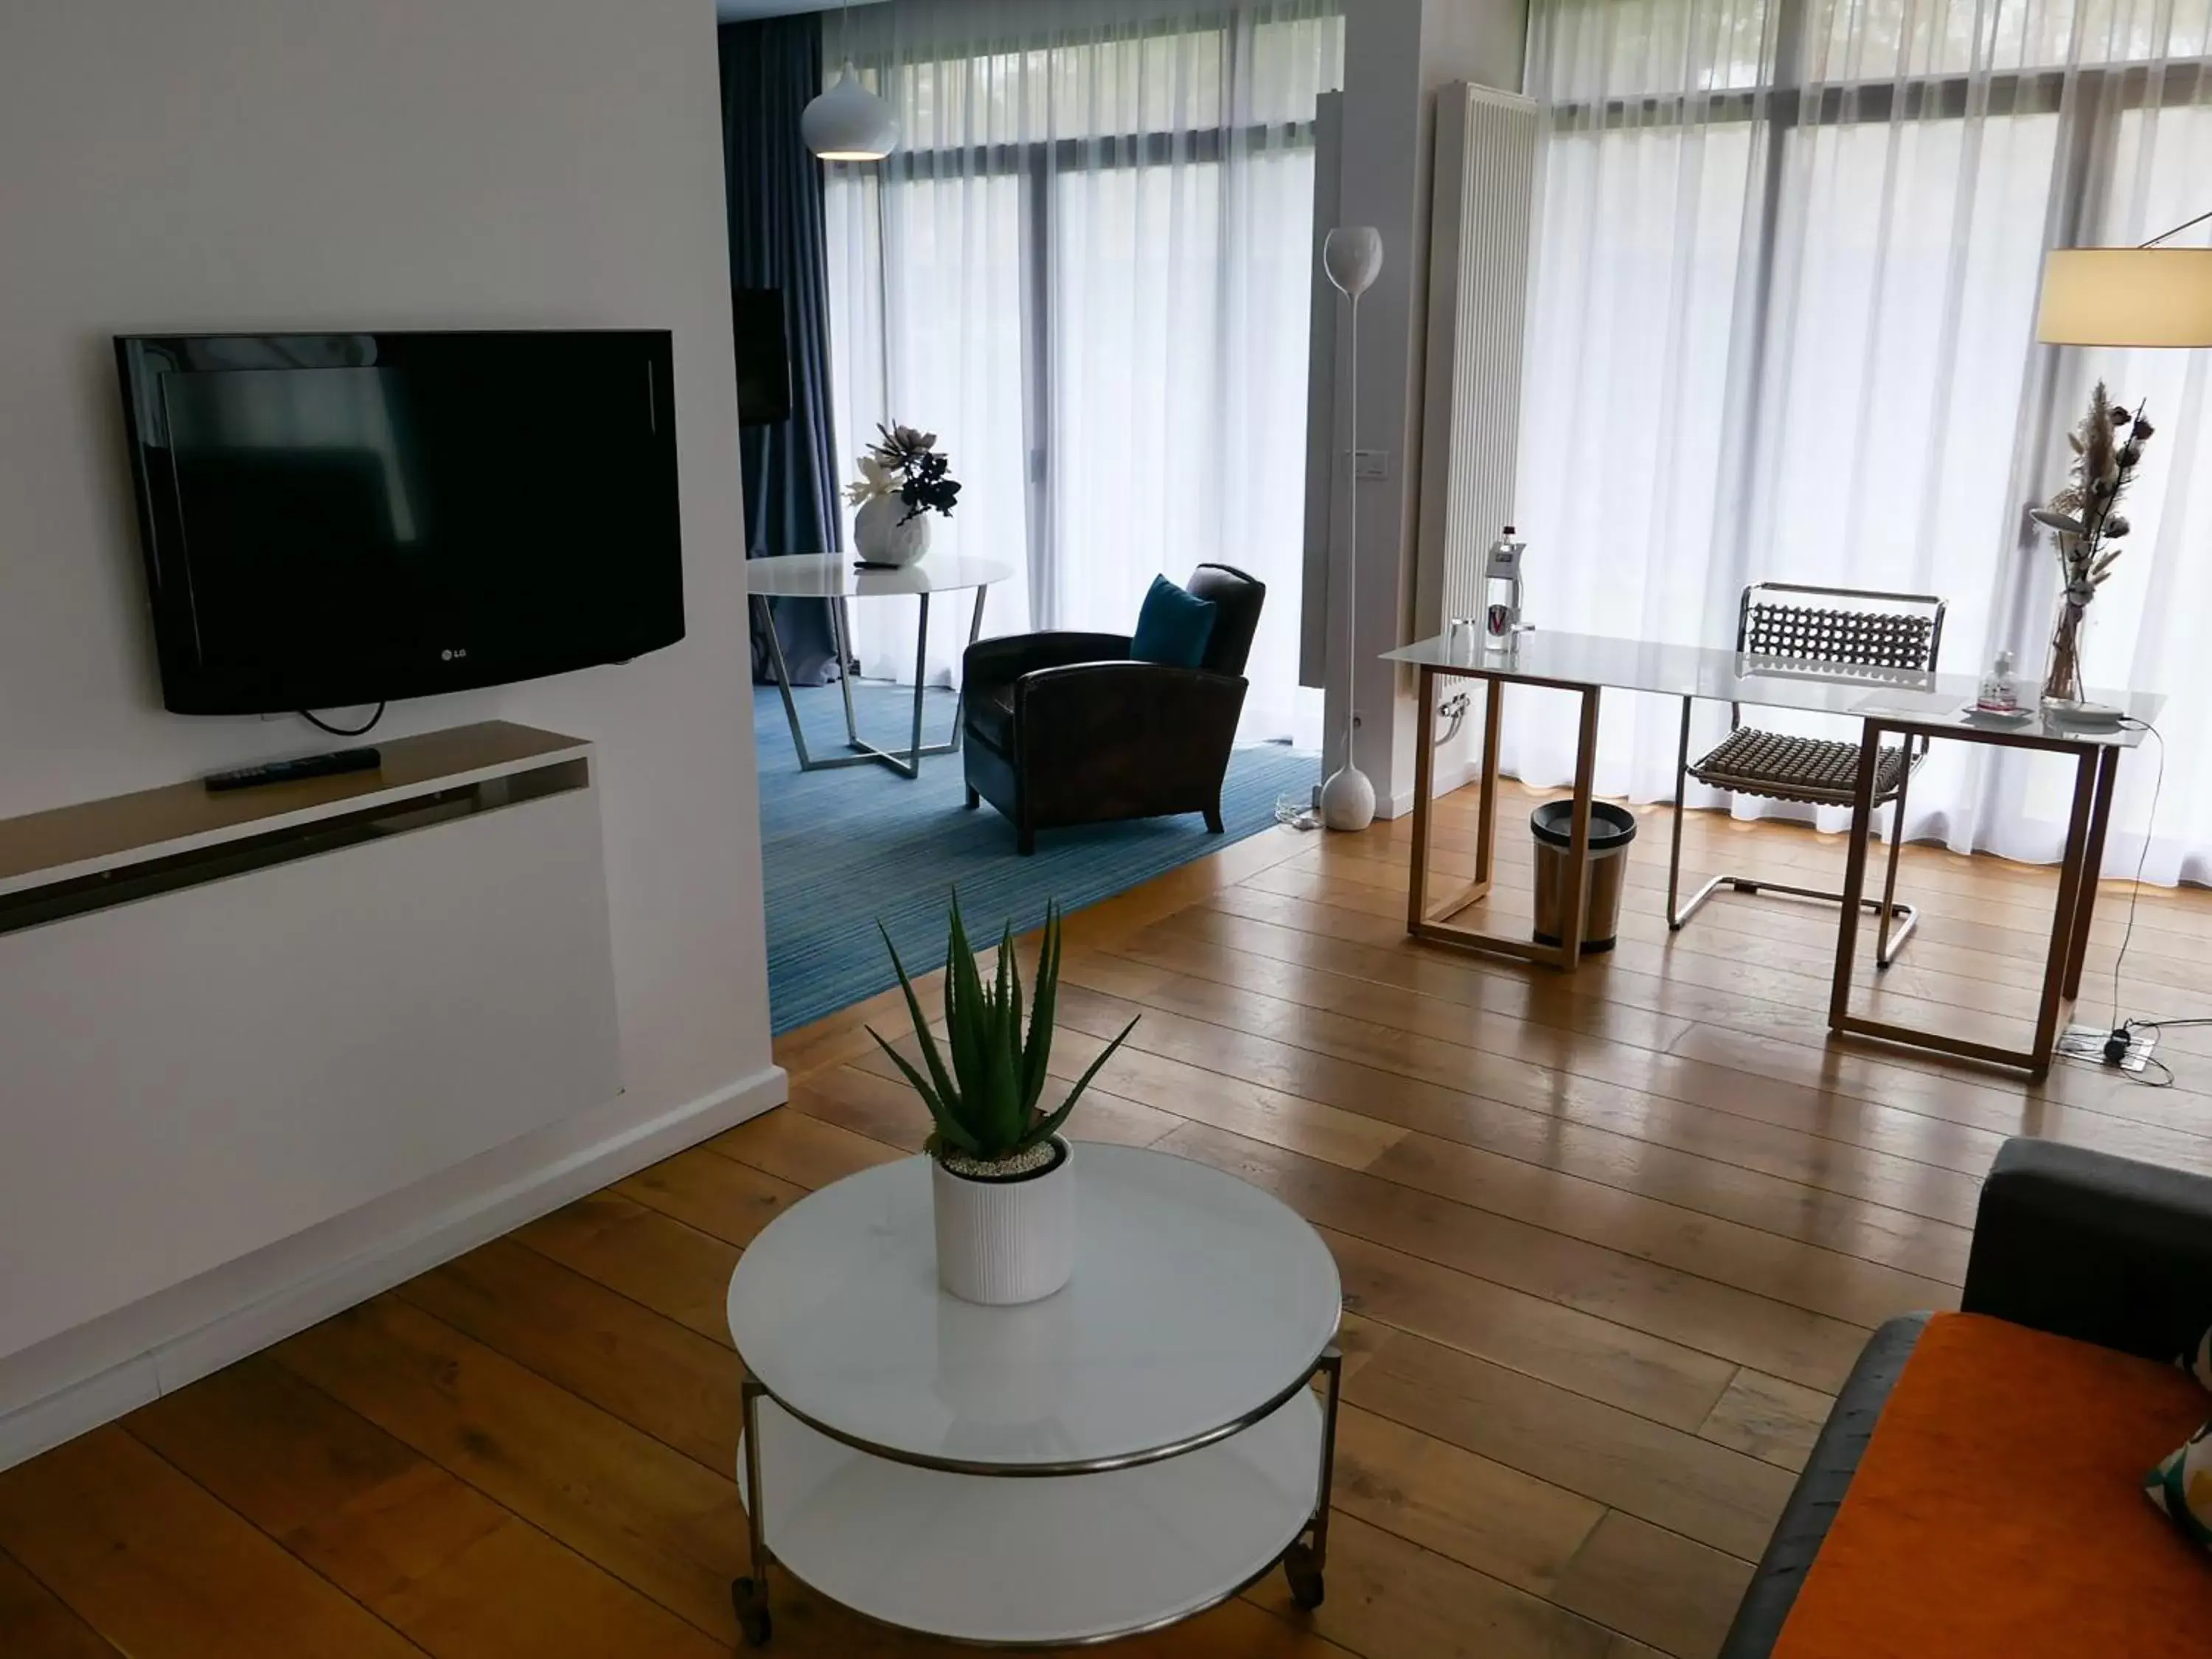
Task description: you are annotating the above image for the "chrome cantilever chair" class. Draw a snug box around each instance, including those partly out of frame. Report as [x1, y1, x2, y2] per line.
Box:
[1667, 582, 1947, 969]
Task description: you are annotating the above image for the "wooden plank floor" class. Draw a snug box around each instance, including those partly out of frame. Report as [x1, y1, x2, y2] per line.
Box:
[8, 782, 2212, 1659]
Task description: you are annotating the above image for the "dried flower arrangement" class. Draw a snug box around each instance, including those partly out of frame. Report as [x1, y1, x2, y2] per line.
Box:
[845, 422, 961, 526]
[2029, 382, 2154, 703]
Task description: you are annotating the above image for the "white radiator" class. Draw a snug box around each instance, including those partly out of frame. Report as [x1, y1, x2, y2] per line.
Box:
[1415, 83, 1538, 639]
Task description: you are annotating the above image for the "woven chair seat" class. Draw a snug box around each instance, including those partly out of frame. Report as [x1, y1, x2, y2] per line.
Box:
[1689, 726, 1913, 807]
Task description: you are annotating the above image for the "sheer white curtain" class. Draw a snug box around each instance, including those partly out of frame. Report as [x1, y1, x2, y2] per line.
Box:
[1518, 0, 2212, 883]
[821, 0, 1341, 743]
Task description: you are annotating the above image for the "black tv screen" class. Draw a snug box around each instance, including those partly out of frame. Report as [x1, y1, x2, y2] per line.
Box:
[115, 329, 685, 714]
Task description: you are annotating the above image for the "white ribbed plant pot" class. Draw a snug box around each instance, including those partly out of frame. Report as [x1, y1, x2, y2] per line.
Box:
[931, 1140, 1075, 1306]
[854, 494, 931, 567]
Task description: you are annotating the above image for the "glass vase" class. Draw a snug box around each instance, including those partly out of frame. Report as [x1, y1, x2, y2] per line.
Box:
[2042, 593, 2087, 706]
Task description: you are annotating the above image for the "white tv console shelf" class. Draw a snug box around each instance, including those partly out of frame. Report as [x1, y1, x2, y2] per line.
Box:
[0, 723, 623, 1373]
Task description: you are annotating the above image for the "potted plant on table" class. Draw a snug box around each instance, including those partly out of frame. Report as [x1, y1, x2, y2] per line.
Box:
[2030, 382, 2154, 708]
[869, 897, 1136, 1305]
[846, 422, 961, 569]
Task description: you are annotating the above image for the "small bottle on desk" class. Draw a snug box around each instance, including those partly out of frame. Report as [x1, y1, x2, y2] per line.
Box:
[1976, 648, 2020, 714]
[1483, 526, 1526, 648]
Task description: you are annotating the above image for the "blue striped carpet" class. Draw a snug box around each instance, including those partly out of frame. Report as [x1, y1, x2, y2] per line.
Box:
[758, 681, 1317, 1034]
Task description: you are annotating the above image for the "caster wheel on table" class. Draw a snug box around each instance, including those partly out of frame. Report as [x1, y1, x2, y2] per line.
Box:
[1283, 1541, 1326, 1610]
[731, 1578, 772, 1646]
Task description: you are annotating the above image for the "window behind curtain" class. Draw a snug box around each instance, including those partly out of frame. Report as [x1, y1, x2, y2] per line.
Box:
[822, 2, 1343, 746]
[1517, 0, 2212, 880]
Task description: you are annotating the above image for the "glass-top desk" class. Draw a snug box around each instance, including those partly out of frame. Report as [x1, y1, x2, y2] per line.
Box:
[1383, 628, 2164, 1076]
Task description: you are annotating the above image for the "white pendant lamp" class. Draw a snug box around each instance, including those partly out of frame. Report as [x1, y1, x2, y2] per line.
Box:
[803, 3, 896, 163]
[803, 60, 897, 161]
[1318, 226, 1382, 834]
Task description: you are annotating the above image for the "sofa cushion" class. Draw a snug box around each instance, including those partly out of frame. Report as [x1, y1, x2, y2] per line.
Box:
[1772, 1312, 2212, 1659]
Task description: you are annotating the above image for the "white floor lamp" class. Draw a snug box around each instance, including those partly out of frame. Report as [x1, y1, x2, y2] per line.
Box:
[1320, 226, 1382, 832]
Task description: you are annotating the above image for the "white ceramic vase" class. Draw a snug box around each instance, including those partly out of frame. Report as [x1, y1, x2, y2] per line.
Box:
[931, 1140, 1075, 1305]
[1319, 763, 1376, 831]
[854, 493, 931, 567]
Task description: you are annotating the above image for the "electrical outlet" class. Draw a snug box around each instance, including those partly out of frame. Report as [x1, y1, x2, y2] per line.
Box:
[1352, 449, 1389, 481]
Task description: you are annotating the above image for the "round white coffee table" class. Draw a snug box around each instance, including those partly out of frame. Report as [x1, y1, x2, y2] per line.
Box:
[723, 1144, 1343, 1647]
[747, 552, 1015, 780]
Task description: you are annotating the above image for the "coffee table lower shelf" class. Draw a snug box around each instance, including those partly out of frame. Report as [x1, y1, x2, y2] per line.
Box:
[734, 1387, 1327, 1646]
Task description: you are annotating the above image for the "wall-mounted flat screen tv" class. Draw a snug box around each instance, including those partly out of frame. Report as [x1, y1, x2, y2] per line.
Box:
[115, 328, 684, 714]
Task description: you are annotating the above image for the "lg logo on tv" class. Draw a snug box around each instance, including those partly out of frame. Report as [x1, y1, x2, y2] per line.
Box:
[440, 647, 470, 662]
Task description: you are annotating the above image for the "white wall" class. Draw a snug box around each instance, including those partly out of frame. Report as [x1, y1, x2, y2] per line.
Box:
[1328, 0, 1526, 813]
[0, 0, 781, 1446]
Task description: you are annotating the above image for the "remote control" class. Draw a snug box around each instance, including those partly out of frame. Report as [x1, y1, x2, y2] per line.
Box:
[204, 747, 383, 793]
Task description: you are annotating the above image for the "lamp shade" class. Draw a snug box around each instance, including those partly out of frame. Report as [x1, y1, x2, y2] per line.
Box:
[1322, 226, 1383, 299]
[802, 61, 897, 162]
[2037, 248, 2212, 347]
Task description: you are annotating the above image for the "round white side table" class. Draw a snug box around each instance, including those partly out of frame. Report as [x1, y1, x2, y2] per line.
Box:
[723, 1144, 1343, 1646]
[746, 552, 1014, 780]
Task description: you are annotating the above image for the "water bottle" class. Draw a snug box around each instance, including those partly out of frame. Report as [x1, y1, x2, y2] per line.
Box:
[1483, 526, 1525, 647]
[1976, 647, 2020, 714]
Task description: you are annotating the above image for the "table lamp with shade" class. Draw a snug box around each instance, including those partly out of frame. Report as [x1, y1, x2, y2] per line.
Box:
[2030, 214, 2212, 716]
[2036, 214, 2212, 349]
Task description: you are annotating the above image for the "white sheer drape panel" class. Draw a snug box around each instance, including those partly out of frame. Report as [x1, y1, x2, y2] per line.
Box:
[823, 155, 1034, 686]
[1520, 0, 2212, 883]
[821, 0, 1340, 744]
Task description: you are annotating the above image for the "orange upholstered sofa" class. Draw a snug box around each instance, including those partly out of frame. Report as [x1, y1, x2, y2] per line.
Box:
[1722, 1137, 2212, 1657]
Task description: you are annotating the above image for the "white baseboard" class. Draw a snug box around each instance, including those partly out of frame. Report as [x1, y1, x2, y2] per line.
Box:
[1385, 751, 1484, 820]
[0, 1063, 787, 1472]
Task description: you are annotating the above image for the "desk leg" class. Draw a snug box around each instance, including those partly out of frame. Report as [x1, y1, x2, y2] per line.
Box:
[1408, 674, 1600, 970]
[1835, 729, 2110, 1075]
[1407, 667, 1437, 934]
[2062, 745, 2119, 1001]
[1419, 674, 1502, 928]
[1551, 687, 1601, 972]
[2031, 750, 2102, 1071]
[1473, 678, 1503, 891]
[1829, 722, 1884, 1030]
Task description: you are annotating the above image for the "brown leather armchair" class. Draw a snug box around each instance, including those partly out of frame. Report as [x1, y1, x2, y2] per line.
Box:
[961, 564, 1266, 855]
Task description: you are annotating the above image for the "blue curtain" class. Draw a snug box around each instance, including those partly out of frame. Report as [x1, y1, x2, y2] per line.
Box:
[720, 14, 845, 685]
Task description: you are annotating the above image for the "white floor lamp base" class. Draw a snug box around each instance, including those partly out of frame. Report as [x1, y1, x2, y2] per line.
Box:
[1318, 765, 1376, 832]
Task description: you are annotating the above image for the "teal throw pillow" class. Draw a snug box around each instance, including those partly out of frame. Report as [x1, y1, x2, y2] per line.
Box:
[1130, 575, 1217, 669]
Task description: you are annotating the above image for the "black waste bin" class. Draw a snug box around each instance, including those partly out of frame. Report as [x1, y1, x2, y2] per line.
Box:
[1529, 800, 1637, 953]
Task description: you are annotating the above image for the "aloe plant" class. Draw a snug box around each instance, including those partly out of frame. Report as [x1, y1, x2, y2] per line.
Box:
[868, 895, 1137, 1163]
